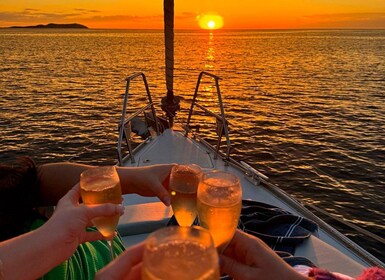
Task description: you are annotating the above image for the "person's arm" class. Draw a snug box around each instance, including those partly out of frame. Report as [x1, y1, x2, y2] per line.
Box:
[220, 230, 309, 280]
[0, 221, 70, 280]
[116, 164, 173, 206]
[37, 162, 90, 205]
[0, 185, 124, 280]
[38, 162, 174, 206]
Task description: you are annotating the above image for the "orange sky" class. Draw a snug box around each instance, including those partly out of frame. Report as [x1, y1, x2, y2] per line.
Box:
[1, 0, 385, 29]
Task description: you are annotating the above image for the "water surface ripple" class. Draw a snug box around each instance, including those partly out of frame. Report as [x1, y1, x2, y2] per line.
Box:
[0, 29, 384, 262]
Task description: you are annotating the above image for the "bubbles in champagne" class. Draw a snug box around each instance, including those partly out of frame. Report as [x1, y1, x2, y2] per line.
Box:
[144, 240, 218, 280]
[170, 164, 202, 226]
[170, 164, 202, 193]
[200, 178, 241, 206]
[197, 171, 242, 251]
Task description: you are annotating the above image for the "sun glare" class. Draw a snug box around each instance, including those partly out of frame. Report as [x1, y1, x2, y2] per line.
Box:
[198, 14, 224, 30]
[207, 20, 216, 29]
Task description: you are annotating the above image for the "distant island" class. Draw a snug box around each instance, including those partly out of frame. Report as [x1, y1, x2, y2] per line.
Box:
[9, 23, 88, 29]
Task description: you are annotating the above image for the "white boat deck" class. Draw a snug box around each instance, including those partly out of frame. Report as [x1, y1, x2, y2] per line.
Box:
[129, 128, 214, 168]
[117, 128, 377, 277]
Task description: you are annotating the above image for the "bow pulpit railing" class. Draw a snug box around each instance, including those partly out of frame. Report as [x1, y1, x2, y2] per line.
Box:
[117, 72, 160, 166]
[184, 71, 232, 163]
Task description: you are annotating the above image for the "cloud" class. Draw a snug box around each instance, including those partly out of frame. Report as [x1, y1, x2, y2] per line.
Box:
[0, 8, 164, 27]
[88, 14, 163, 22]
[0, 9, 84, 24]
[299, 12, 385, 28]
[178, 12, 196, 18]
[73, 8, 101, 14]
[24, 8, 40, 12]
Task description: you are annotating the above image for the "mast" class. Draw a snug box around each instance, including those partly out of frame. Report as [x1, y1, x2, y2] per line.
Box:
[161, 0, 180, 128]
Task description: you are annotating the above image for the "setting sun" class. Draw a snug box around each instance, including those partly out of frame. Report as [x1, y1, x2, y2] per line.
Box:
[197, 14, 224, 30]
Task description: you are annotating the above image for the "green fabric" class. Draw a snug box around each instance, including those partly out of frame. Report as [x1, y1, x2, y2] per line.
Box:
[30, 220, 125, 280]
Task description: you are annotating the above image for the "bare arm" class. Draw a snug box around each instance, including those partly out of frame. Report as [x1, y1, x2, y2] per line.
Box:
[37, 162, 91, 205]
[38, 162, 174, 206]
[0, 222, 66, 280]
[116, 164, 173, 206]
[0, 185, 124, 280]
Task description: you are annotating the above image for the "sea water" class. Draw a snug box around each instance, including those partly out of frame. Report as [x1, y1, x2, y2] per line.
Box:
[1, 28, 384, 262]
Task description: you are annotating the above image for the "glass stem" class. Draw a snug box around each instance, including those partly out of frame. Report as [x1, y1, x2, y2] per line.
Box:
[107, 239, 114, 261]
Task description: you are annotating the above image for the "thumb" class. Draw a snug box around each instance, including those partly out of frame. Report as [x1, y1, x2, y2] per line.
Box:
[154, 182, 171, 206]
[220, 255, 258, 280]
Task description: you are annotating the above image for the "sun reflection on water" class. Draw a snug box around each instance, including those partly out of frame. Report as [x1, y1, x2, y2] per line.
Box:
[205, 32, 215, 70]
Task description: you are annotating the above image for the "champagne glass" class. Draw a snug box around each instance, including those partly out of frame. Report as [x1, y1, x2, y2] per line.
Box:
[142, 226, 219, 280]
[197, 170, 242, 253]
[80, 166, 122, 261]
[169, 164, 202, 226]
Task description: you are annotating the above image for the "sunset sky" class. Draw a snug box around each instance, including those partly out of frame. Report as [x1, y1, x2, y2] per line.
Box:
[1, 0, 385, 29]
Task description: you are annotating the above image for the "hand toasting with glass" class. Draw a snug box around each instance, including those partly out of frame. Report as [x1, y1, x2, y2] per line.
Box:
[197, 170, 242, 253]
[142, 226, 219, 280]
[80, 166, 122, 260]
[169, 164, 202, 226]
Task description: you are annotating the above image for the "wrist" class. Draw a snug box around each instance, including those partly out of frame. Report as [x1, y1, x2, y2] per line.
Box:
[35, 223, 67, 262]
[37, 217, 76, 265]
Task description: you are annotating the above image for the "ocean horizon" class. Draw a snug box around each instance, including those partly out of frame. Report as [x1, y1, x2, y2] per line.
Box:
[2, 24, 385, 30]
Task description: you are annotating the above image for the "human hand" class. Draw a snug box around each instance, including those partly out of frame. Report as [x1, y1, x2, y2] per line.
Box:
[42, 184, 125, 262]
[220, 230, 309, 280]
[95, 242, 145, 280]
[118, 164, 175, 206]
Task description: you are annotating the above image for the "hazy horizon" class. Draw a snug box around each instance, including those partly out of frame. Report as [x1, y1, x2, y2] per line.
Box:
[2, 22, 385, 31]
[1, 1, 385, 30]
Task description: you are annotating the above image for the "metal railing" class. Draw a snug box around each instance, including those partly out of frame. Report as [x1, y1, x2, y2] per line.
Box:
[117, 72, 159, 166]
[184, 71, 231, 163]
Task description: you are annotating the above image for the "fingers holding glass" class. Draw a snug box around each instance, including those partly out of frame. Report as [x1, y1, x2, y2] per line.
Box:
[80, 166, 122, 260]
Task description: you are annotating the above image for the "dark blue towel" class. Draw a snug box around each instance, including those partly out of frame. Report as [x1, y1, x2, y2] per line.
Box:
[239, 200, 318, 256]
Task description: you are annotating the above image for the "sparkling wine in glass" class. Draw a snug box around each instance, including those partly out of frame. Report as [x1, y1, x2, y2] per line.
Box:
[197, 170, 242, 253]
[170, 164, 202, 226]
[142, 226, 219, 280]
[80, 166, 122, 260]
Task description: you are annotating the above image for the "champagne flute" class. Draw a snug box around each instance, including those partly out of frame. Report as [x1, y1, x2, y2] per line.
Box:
[197, 170, 242, 253]
[80, 166, 122, 261]
[142, 226, 219, 280]
[169, 164, 202, 226]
